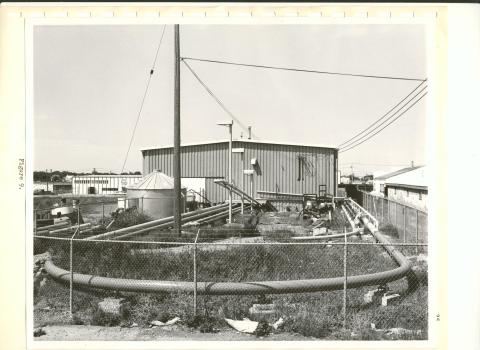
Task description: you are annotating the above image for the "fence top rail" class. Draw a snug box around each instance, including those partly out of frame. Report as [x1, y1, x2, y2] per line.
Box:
[33, 235, 428, 247]
[359, 190, 428, 214]
[34, 196, 185, 212]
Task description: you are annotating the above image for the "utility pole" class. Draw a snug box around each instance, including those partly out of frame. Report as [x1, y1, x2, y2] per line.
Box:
[173, 24, 182, 236]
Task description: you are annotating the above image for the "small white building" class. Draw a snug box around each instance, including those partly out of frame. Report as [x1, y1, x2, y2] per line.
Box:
[72, 175, 142, 195]
[385, 166, 428, 211]
[372, 166, 424, 196]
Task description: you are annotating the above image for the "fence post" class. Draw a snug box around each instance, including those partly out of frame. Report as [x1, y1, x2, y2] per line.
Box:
[343, 226, 347, 330]
[34, 209, 37, 235]
[394, 202, 397, 231]
[102, 202, 105, 225]
[141, 197, 144, 214]
[416, 210, 419, 255]
[193, 228, 200, 317]
[403, 206, 407, 243]
[381, 198, 384, 224]
[387, 200, 390, 224]
[69, 207, 81, 319]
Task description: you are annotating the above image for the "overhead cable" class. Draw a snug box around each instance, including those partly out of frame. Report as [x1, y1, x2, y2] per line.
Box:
[339, 85, 427, 151]
[182, 56, 426, 82]
[181, 59, 258, 139]
[337, 80, 427, 149]
[120, 25, 167, 174]
[339, 91, 427, 153]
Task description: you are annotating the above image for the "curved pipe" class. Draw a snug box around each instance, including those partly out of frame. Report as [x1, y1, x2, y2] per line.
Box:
[45, 222, 412, 296]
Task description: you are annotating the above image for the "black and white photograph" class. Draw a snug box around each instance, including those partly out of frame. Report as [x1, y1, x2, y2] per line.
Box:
[21, 9, 442, 346]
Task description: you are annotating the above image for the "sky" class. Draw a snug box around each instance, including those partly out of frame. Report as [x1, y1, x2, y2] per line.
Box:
[34, 24, 427, 176]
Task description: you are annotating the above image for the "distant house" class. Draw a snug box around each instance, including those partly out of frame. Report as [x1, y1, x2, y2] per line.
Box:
[385, 166, 428, 211]
[72, 175, 142, 195]
[340, 175, 351, 185]
[372, 166, 424, 195]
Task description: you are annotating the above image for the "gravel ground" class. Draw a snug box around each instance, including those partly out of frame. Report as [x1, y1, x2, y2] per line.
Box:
[35, 324, 315, 341]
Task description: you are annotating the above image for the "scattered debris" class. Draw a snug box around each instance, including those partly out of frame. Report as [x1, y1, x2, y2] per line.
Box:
[150, 317, 180, 327]
[386, 327, 422, 336]
[381, 292, 400, 306]
[33, 327, 46, 337]
[363, 285, 389, 304]
[371, 323, 422, 337]
[272, 317, 285, 330]
[225, 318, 258, 334]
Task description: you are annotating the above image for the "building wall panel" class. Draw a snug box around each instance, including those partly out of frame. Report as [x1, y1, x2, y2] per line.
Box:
[142, 141, 337, 205]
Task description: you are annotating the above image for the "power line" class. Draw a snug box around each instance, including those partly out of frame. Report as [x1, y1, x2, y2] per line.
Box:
[181, 59, 258, 139]
[338, 80, 427, 148]
[182, 56, 426, 82]
[339, 85, 427, 152]
[339, 91, 427, 153]
[120, 25, 167, 173]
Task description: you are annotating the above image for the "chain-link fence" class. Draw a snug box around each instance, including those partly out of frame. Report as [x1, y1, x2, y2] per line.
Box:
[33, 223, 428, 340]
[361, 191, 428, 246]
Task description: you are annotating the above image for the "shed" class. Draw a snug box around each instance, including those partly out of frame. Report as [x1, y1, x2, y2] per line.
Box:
[140, 139, 338, 210]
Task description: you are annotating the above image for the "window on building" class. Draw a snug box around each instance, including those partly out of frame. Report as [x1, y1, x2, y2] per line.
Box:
[407, 190, 409, 197]
[419, 192, 422, 200]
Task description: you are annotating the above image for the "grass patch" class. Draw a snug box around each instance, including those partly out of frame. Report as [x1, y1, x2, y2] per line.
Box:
[379, 223, 399, 238]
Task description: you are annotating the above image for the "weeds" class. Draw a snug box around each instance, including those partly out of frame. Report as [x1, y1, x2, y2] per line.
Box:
[380, 223, 399, 238]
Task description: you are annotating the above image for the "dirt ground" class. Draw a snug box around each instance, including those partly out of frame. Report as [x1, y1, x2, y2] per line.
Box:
[35, 324, 315, 341]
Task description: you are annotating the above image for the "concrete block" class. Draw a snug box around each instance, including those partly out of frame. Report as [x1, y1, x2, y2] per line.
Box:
[248, 303, 276, 322]
[312, 227, 327, 236]
[98, 298, 124, 315]
[381, 293, 400, 306]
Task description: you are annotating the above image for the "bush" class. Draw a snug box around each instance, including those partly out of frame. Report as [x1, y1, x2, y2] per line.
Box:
[185, 315, 219, 333]
[110, 209, 151, 229]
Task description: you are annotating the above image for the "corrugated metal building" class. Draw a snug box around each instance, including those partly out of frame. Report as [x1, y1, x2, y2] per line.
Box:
[72, 175, 142, 195]
[141, 140, 338, 207]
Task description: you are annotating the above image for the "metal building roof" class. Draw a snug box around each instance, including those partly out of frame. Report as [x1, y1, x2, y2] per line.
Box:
[127, 170, 185, 190]
[374, 166, 424, 180]
[385, 166, 428, 190]
[139, 139, 338, 152]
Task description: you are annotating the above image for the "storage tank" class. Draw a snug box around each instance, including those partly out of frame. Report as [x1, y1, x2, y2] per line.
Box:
[125, 170, 186, 219]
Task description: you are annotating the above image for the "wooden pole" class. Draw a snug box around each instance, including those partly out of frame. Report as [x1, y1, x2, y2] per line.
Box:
[173, 24, 182, 236]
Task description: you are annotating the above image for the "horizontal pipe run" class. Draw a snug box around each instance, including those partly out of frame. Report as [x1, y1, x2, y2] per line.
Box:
[36, 221, 70, 231]
[291, 228, 362, 241]
[195, 205, 249, 224]
[112, 204, 241, 240]
[47, 223, 91, 234]
[86, 203, 231, 240]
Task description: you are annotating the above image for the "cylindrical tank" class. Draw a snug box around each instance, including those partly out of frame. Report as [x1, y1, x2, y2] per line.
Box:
[125, 170, 186, 219]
